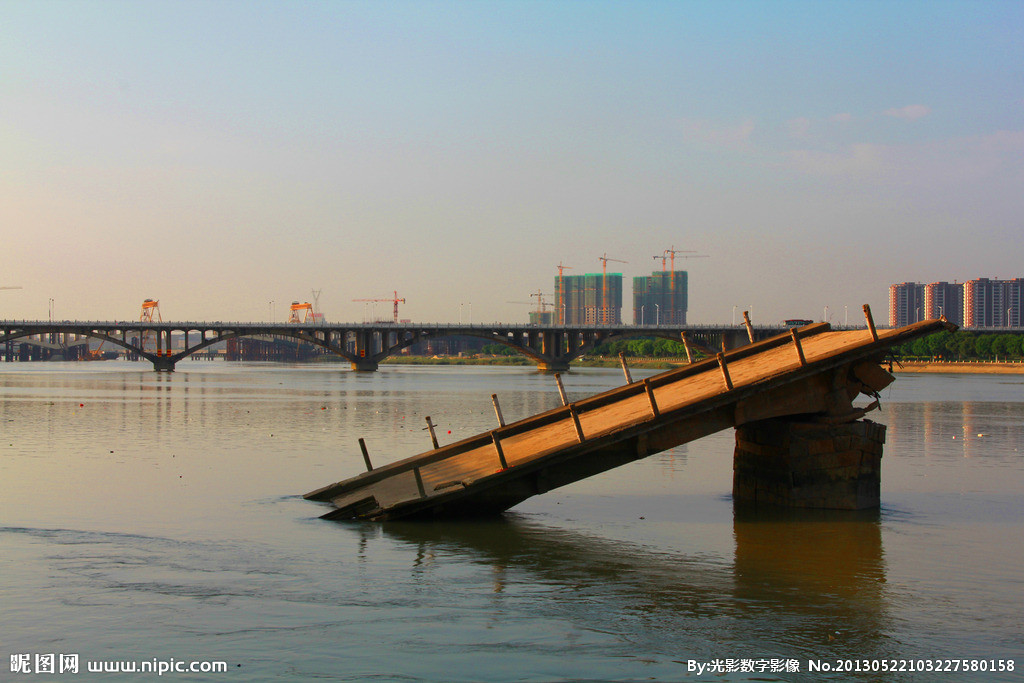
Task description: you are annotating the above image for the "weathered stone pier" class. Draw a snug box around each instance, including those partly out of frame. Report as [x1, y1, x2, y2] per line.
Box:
[733, 418, 886, 509]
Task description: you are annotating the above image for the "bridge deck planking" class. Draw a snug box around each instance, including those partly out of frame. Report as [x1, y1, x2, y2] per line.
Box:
[306, 319, 951, 520]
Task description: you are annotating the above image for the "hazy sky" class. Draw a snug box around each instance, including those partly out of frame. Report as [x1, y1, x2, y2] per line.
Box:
[2, 0, 1022, 325]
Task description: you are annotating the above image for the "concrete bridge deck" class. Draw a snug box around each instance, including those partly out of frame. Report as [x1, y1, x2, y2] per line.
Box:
[305, 315, 954, 520]
[1, 319, 797, 371]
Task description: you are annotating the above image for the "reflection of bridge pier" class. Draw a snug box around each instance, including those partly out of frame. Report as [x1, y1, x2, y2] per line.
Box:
[732, 506, 888, 651]
[224, 336, 323, 364]
[366, 507, 888, 665]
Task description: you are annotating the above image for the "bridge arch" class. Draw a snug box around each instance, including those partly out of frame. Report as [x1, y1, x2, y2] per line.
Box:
[1, 322, 791, 372]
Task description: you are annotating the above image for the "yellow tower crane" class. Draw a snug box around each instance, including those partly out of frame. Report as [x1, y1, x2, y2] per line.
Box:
[597, 253, 627, 324]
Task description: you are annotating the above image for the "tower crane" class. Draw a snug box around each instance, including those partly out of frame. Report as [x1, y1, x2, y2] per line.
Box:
[555, 263, 572, 324]
[658, 246, 708, 325]
[310, 289, 323, 321]
[530, 290, 551, 316]
[352, 291, 406, 323]
[506, 291, 552, 323]
[598, 253, 627, 324]
[664, 245, 708, 273]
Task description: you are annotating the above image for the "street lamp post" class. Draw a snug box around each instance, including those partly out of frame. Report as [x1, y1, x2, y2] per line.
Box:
[655, 304, 660, 325]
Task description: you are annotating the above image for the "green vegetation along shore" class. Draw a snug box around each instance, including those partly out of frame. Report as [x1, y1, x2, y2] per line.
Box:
[382, 355, 1024, 374]
[377, 330, 1024, 374]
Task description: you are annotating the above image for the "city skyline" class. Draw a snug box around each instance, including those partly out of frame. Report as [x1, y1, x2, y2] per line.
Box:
[2, 1, 1022, 325]
[890, 277, 1023, 329]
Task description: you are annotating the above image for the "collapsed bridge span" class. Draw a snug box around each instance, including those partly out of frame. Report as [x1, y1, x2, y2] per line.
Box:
[305, 310, 954, 521]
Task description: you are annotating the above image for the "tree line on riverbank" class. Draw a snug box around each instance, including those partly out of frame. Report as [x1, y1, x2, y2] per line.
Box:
[484, 331, 1024, 363]
[484, 339, 691, 359]
[890, 330, 1024, 361]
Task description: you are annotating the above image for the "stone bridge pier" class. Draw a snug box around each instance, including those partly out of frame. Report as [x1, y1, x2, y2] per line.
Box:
[733, 418, 886, 509]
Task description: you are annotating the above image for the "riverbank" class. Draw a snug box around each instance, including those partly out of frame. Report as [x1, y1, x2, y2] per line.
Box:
[892, 360, 1024, 374]
[381, 356, 1024, 374]
[380, 355, 684, 370]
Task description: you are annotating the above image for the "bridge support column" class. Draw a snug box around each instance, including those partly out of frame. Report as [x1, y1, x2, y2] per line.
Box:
[351, 359, 379, 372]
[722, 328, 750, 351]
[152, 357, 176, 372]
[733, 418, 886, 510]
[536, 359, 570, 373]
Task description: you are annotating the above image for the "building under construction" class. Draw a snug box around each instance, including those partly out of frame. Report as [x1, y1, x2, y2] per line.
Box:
[554, 273, 623, 325]
[528, 310, 555, 325]
[633, 270, 688, 325]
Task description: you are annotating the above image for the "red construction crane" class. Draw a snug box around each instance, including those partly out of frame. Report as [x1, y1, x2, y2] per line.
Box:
[598, 253, 627, 324]
[352, 291, 406, 323]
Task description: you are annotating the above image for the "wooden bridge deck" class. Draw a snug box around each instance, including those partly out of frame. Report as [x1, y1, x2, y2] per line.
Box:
[305, 317, 953, 521]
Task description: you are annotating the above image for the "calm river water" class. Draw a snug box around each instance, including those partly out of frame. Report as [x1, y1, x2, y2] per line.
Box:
[1, 362, 1021, 681]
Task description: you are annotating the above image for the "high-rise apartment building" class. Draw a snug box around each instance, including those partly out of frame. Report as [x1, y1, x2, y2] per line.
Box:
[554, 273, 623, 325]
[632, 271, 688, 325]
[891, 277, 1022, 329]
[964, 278, 1023, 328]
[923, 282, 964, 327]
[888, 282, 925, 328]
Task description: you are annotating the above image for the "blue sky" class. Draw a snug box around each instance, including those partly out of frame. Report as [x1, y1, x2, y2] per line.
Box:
[2, 0, 1022, 324]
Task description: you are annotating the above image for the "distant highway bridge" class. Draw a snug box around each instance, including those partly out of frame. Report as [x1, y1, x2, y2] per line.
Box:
[2, 319, 854, 372]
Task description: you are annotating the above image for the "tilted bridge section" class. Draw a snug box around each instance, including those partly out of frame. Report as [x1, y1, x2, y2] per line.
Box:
[306, 314, 956, 520]
[1, 320, 793, 372]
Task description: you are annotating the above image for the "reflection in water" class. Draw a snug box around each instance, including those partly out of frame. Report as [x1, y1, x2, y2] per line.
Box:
[370, 505, 889, 663]
[732, 507, 887, 655]
[886, 400, 1024, 464]
[3, 365, 1022, 681]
